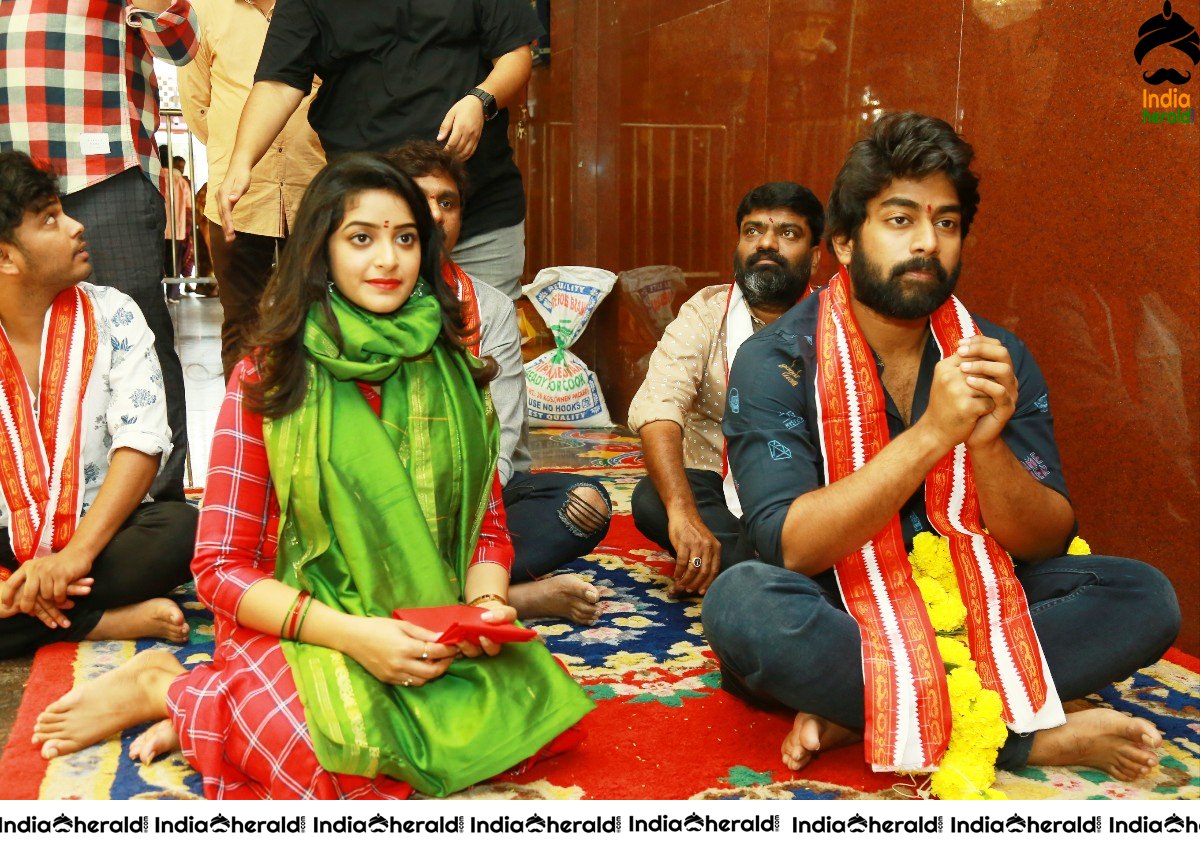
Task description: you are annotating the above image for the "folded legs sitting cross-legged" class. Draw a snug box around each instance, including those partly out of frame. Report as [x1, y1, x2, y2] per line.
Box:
[704, 557, 1179, 777]
[503, 471, 610, 622]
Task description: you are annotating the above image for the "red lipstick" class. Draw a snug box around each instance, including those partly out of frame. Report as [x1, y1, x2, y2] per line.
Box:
[366, 278, 402, 290]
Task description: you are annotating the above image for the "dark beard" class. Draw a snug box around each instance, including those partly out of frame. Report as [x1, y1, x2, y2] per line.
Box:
[848, 249, 961, 319]
[733, 248, 812, 309]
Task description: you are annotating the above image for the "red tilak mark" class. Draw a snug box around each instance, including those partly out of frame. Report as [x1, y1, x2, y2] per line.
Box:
[382, 220, 391, 228]
[769, 217, 774, 223]
[926, 204, 932, 215]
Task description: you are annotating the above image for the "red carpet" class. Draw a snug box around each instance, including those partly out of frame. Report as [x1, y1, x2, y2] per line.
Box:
[3, 501, 1198, 800]
[0, 642, 75, 799]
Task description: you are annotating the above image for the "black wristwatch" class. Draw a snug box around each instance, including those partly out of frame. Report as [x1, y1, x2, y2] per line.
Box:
[467, 87, 498, 121]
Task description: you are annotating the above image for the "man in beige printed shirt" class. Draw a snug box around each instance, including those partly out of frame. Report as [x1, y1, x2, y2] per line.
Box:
[180, 0, 325, 379]
[628, 182, 824, 596]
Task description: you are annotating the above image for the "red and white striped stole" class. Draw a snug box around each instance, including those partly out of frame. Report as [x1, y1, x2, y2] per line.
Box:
[445, 261, 482, 357]
[0, 286, 98, 568]
[814, 266, 1061, 772]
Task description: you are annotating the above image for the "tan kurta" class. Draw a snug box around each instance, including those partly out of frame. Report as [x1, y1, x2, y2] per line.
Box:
[628, 284, 734, 474]
[164, 169, 192, 240]
[180, 0, 324, 237]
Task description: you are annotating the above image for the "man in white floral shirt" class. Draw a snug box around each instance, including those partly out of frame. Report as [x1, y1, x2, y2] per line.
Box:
[0, 151, 196, 658]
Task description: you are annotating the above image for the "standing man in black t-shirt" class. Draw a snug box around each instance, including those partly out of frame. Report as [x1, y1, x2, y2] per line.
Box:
[215, 0, 543, 300]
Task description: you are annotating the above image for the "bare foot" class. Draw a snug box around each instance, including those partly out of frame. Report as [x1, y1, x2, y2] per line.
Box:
[510, 575, 601, 625]
[32, 649, 185, 760]
[86, 598, 189, 643]
[129, 718, 181, 765]
[781, 712, 860, 771]
[1027, 708, 1162, 781]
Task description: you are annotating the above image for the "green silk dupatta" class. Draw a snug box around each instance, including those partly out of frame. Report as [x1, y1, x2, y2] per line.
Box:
[263, 287, 592, 796]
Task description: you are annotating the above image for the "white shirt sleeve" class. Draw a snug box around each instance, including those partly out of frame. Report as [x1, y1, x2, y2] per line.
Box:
[102, 293, 173, 468]
[476, 280, 526, 486]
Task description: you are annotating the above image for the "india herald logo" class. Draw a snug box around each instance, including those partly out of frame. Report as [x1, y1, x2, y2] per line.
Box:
[1137, 1, 1199, 85]
[1136, 1, 1198, 123]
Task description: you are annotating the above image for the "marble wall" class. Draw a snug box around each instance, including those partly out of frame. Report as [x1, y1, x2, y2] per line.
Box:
[513, 0, 1199, 651]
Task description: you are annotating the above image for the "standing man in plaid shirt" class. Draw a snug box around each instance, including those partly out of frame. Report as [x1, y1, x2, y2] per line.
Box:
[0, 1, 199, 502]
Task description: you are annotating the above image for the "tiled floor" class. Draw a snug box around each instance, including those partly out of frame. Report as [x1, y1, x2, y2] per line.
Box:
[0, 294, 627, 750]
[169, 296, 226, 487]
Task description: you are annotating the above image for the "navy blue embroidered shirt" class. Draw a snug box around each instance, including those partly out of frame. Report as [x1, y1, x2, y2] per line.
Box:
[724, 290, 1070, 567]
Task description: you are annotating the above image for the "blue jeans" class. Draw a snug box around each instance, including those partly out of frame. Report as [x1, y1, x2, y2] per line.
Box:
[0, 502, 197, 658]
[631, 470, 754, 572]
[504, 471, 611, 582]
[702, 555, 1181, 770]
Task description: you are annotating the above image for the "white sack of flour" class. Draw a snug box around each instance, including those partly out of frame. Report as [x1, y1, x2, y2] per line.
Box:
[521, 266, 617, 427]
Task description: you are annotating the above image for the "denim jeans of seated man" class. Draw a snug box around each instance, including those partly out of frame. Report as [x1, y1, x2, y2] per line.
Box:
[702, 554, 1180, 770]
[504, 471, 612, 582]
[631, 469, 755, 573]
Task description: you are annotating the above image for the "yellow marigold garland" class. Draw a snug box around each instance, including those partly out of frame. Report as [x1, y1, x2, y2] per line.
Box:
[905, 531, 1088, 800]
[1067, 536, 1091, 556]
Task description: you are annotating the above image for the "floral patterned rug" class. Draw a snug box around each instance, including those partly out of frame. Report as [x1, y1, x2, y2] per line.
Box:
[531, 427, 646, 470]
[1, 472, 1196, 800]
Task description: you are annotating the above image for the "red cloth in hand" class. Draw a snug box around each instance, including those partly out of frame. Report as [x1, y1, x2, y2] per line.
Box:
[392, 605, 536, 645]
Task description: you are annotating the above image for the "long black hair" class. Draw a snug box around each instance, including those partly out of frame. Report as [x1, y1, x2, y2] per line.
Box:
[244, 152, 496, 418]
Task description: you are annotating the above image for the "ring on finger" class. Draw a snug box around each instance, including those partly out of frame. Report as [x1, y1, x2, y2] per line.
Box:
[691, 556, 702, 569]
[420, 642, 430, 662]
[401, 677, 412, 687]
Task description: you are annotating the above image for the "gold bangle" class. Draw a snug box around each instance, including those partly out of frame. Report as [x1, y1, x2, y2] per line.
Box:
[467, 593, 506, 607]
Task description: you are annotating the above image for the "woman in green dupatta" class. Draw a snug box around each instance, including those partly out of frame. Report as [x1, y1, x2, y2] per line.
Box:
[30, 154, 594, 799]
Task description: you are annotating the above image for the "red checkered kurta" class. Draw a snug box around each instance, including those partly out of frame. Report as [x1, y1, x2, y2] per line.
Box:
[0, 1, 199, 195]
[167, 358, 514, 799]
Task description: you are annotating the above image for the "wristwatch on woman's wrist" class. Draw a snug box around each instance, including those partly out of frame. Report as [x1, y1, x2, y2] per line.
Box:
[467, 87, 498, 121]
